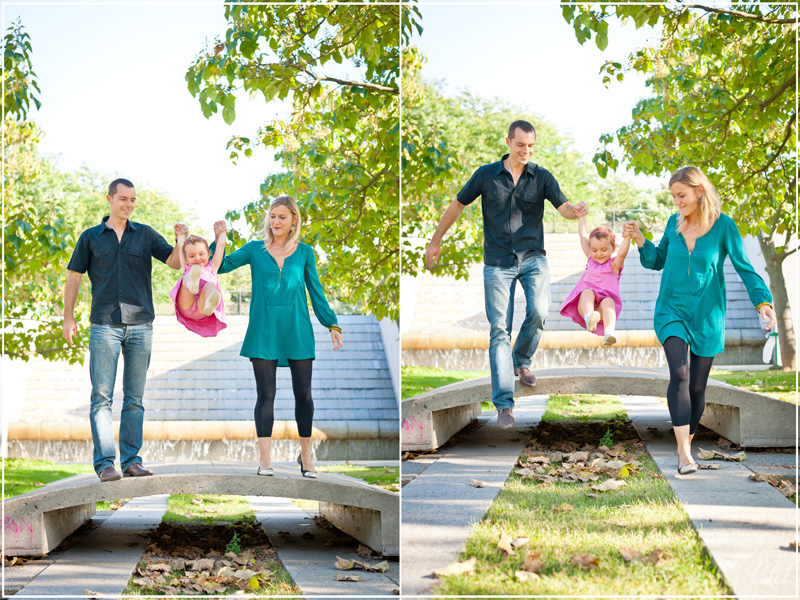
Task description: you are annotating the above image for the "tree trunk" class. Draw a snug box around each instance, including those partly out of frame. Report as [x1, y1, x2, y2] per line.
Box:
[757, 233, 796, 370]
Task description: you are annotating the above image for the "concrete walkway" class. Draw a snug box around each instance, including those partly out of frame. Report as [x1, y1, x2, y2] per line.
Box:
[15, 494, 168, 597]
[621, 395, 798, 598]
[401, 395, 548, 595]
[250, 495, 399, 596]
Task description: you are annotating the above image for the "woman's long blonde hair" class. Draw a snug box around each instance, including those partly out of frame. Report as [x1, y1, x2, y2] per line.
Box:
[263, 195, 302, 254]
[670, 166, 721, 237]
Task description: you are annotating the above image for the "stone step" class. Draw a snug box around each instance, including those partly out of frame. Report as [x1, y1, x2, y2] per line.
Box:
[23, 387, 399, 402]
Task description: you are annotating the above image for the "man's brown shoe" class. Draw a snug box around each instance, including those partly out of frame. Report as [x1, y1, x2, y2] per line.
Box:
[514, 367, 537, 387]
[98, 466, 122, 482]
[123, 463, 154, 477]
[497, 408, 515, 429]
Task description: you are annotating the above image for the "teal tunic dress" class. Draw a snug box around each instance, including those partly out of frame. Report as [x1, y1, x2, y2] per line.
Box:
[638, 213, 772, 357]
[218, 241, 338, 366]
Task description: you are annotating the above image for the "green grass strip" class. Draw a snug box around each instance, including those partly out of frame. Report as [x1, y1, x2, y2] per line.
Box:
[434, 394, 729, 595]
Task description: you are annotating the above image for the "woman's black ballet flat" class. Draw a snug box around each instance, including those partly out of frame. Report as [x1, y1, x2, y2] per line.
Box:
[297, 454, 318, 479]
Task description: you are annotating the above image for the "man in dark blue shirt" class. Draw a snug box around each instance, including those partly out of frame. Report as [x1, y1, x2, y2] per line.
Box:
[63, 178, 183, 482]
[426, 121, 588, 428]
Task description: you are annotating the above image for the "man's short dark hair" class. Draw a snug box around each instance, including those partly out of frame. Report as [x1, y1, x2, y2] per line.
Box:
[108, 178, 135, 197]
[508, 120, 536, 140]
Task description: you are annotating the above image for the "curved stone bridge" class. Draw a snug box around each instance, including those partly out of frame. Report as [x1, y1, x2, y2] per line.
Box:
[402, 366, 795, 451]
[3, 461, 398, 557]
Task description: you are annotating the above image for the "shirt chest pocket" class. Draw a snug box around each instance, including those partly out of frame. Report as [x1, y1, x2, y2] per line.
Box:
[517, 180, 542, 214]
[482, 181, 509, 217]
[126, 245, 148, 261]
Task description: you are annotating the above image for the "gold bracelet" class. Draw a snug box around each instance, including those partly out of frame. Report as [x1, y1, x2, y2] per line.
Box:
[756, 302, 773, 311]
[329, 325, 342, 333]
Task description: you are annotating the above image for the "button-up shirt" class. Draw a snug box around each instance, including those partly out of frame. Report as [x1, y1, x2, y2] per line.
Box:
[457, 154, 569, 267]
[67, 216, 174, 324]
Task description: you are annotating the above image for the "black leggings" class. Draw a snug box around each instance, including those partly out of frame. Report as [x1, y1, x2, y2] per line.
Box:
[251, 358, 314, 438]
[663, 336, 715, 434]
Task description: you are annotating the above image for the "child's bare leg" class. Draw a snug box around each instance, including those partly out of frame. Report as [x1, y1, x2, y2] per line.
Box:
[257, 437, 272, 469]
[578, 289, 596, 316]
[599, 297, 617, 345]
[177, 282, 196, 311]
[578, 289, 601, 331]
[599, 297, 616, 331]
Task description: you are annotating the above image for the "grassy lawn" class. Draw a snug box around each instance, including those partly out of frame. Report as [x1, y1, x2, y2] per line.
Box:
[2, 458, 119, 510]
[316, 464, 399, 491]
[710, 368, 797, 403]
[401, 365, 489, 399]
[164, 495, 256, 523]
[542, 394, 627, 423]
[433, 394, 729, 595]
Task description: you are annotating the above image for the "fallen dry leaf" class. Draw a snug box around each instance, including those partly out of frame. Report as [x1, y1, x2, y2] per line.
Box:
[644, 548, 667, 566]
[554, 503, 574, 512]
[570, 553, 599, 570]
[132, 577, 155, 587]
[335, 556, 355, 571]
[433, 557, 477, 578]
[511, 537, 529, 549]
[470, 479, 488, 488]
[371, 561, 390, 573]
[334, 574, 362, 582]
[619, 546, 643, 564]
[750, 473, 771, 482]
[790, 540, 798, 549]
[515, 570, 540, 582]
[697, 448, 717, 460]
[592, 479, 626, 492]
[565, 451, 590, 463]
[515, 468, 535, 478]
[522, 552, 543, 573]
[498, 532, 516, 556]
[698, 463, 720, 470]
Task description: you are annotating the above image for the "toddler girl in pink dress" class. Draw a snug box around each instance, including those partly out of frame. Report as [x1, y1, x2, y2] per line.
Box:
[559, 216, 632, 346]
[169, 225, 227, 337]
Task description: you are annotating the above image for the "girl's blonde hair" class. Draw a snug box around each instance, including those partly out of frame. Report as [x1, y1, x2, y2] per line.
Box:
[263, 195, 302, 254]
[669, 166, 721, 237]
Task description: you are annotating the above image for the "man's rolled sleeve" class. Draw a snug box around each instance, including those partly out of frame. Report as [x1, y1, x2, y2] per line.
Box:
[544, 171, 568, 209]
[456, 167, 484, 206]
[150, 228, 174, 263]
[67, 231, 91, 273]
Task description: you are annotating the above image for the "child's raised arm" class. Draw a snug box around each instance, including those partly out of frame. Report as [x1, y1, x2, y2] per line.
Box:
[612, 228, 633, 275]
[211, 222, 227, 273]
[174, 223, 188, 268]
[578, 215, 591, 258]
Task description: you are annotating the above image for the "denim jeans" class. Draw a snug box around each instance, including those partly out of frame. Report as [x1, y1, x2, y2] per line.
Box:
[484, 255, 550, 410]
[89, 322, 153, 474]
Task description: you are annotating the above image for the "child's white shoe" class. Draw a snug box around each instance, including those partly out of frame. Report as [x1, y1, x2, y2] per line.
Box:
[603, 332, 617, 346]
[184, 265, 201, 295]
[201, 289, 221, 316]
[585, 311, 601, 332]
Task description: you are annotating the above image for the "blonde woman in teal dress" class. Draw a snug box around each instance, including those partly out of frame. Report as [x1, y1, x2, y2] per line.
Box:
[218, 196, 343, 478]
[623, 166, 776, 474]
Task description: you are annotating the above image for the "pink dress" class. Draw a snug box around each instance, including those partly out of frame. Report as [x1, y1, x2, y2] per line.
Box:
[169, 263, 227, 337]
[559, 257, 623, 337]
